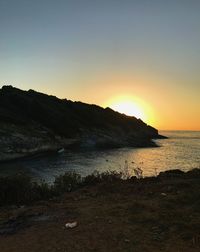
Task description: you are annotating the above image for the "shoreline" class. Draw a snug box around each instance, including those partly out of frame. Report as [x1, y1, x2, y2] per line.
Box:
[0, 133, 167, 164]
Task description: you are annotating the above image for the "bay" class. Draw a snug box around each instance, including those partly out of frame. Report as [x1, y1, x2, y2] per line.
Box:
[0, 131, 199, 183]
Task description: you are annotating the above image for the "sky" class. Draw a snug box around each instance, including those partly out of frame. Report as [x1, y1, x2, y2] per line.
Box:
[0, 0, 200, 130]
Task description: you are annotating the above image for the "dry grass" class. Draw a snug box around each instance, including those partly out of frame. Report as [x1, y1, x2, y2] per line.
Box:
[0, 170, 200, 252]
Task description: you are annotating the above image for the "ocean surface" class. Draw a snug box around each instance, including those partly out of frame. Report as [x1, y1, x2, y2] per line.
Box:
[0, 131, 200, 183]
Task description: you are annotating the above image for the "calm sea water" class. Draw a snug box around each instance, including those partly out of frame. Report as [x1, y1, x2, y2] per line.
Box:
[0, 131, 200, 183]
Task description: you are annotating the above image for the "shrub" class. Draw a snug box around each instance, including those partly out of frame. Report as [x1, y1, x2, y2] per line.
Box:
[186, 168, 200, 177]
[100, 171, 123, 182]
[53, 171, 82, 193]
[1, 169, 198, 206]
[32, 182, 55, 201]
[158, 169, 185, 178]
[83, 170, 122, 185]
[83, 172, 102, 185]
[0, 173, 34, 205]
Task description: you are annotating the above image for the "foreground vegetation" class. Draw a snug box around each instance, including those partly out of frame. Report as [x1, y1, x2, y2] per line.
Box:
[0, 169, 200, 206]
[0, 169, 200, 252]
[0, 170, 124, 206]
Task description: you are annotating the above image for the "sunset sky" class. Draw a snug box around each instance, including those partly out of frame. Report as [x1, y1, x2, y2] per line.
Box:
[0, 0, 200, 130]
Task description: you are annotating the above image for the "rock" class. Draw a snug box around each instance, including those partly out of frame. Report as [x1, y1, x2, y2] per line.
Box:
[0, 85, 166, 162]
[65, 221, 78, 229]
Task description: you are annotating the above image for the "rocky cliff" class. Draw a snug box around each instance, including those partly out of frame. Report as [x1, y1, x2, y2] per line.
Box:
[0, 86, 165, 162]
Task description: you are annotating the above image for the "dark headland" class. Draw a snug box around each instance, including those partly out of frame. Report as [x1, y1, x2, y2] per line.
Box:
[0, 85, 166, 162]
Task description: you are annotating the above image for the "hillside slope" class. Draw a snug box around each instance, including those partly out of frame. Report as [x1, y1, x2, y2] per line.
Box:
[0, 86, 164, 161]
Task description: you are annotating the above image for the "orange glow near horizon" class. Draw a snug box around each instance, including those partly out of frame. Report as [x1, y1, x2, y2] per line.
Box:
[104, 95, 155, 126]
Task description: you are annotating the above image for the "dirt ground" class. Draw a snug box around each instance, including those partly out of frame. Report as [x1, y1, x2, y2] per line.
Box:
[0, 173, 200, 252]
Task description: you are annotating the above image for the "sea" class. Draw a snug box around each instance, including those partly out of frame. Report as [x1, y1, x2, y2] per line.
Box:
[0, 131, 200, 183]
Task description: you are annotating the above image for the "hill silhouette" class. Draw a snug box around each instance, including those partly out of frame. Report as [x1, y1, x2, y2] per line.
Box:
[0, 85, 165, 161]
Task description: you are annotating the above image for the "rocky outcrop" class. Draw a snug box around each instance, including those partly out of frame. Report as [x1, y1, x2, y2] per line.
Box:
[0, 85, 166, 161]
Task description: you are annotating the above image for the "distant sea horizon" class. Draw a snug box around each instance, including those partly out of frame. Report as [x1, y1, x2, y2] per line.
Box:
[159, 130, 200, 133]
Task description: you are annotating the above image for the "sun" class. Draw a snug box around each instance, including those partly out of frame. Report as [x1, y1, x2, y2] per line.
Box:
[110, 100, 145, 119]
[103, 95, 154, 125]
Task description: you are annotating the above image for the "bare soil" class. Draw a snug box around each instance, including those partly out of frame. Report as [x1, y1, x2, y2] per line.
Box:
[0, 173, 200, 252]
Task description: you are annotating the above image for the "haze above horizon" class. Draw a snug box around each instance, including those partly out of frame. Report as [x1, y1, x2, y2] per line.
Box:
[0, 0, 199, 130]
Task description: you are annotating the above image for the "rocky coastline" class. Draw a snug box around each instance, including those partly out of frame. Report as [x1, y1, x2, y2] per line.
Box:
[0, 86, 166, 162]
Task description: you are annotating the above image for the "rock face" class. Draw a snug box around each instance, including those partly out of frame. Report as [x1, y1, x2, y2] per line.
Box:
[0, 86, 165, 161]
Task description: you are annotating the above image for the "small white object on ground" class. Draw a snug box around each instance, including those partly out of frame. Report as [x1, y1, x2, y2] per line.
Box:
[161, 193, 167, 196]
[58, 148, 65, 154]
[65, 221, 78, 228]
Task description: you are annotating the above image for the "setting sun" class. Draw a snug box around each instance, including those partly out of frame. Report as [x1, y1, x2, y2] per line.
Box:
[104, 96, 155, 126]
[109, 100, 144, 119]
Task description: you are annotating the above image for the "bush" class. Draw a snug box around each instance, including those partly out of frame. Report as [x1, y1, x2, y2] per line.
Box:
[0, 173, 56, 206]
[1, 169, 198, 206]
[158, 169, 185, 178]
[83, 171, 122, 185]
[100, 171, 123, 182]
[32, 182, 55, 201]
[53, 171, 82, 193]
[0, 173, 34, 205]
[186, 168, 200, 177]
[0, 170, 123, 206]
[83, 171, 102, 185]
